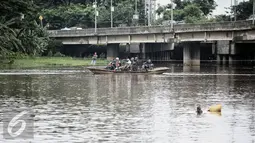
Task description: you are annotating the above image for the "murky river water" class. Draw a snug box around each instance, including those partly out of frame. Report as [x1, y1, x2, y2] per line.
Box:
[0, 65, 255, 142]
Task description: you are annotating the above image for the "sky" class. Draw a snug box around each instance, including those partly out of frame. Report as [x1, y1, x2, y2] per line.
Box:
[157, 0, 249, 15]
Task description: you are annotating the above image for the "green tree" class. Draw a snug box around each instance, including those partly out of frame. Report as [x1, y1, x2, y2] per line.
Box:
[173, 0, 191, 9]
[42, 4, 94, 29]
[214, 15, 231, 22]
[183, 4, 205, 23]
[0, 0, 50, 60]
[157, 0, 216, 24]
[193, 0, 217, 15]
[233, 0, 252, 20]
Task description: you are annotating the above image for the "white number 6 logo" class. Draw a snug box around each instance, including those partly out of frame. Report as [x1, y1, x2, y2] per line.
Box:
[7, 111, 28, 137]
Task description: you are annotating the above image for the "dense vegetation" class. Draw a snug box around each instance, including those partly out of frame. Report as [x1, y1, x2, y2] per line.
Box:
[0, 0, 253, 63]
[157, 0, 253, 24]
[156, 0, 217, 24]
[0, 0, 51, 62]
[38, 0, 146, 29]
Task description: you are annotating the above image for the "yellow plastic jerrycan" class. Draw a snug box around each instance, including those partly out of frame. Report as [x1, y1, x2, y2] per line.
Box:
[208, 104, 222, 112]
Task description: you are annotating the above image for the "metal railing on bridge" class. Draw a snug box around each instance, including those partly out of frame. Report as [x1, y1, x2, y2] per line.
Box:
[48, 25, 173, 37]
[48, 20, 254, 37]
[174, 20, 253, 32]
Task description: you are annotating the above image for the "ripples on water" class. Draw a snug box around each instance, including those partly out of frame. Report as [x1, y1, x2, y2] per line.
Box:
[0, 66, 254, 142]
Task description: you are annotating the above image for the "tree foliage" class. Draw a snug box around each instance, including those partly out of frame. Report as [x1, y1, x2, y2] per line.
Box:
[158, 0, 216, 24]
[39, 0, 146, 29]
[1, 0, 150, 61]
[213, 0, 252, 22]
[233, 0, 252, 20]
[42, 4, 94, 29]
[183, 4, 205, 23]
[0, 0, 50, 61]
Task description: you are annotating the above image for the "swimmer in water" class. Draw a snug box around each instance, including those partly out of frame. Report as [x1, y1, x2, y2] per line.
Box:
[196, 105, 203, 115]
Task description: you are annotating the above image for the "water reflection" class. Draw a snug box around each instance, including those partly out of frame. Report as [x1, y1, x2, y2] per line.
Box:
[0, 66, 254, 142]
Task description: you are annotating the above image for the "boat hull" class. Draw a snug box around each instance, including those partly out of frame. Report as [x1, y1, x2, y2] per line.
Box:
[87, 67, 169, 74]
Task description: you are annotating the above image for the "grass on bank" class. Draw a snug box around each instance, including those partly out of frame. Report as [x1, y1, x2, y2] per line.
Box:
[3, 57, 108, 69]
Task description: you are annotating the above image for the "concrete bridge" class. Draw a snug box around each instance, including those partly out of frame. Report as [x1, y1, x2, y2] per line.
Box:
[49, 21, 255, 66]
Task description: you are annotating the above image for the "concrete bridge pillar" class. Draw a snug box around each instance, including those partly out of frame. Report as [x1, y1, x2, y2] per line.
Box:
[216, 41, 238, 65]
[107, 44, 119, 60]
[217, 55, 221, 65]
[217, 41, 229, 65]
[126, 43, 130, 55]
[183, 45, 191, 66]
[183, 43, 200, 66]
[139, 43, 146, 60]
[229, 56, 234, 65]
[229, 42, 236, 65]
[192, 46, 200, 66]
[222, 55, 227, 65]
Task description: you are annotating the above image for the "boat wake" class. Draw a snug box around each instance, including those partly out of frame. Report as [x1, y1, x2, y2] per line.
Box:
[0, 70, 87, 75]
[163, 73, 255, 76]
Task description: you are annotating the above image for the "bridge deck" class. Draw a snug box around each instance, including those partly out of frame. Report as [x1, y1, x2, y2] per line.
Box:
[49, 21, 253, 38]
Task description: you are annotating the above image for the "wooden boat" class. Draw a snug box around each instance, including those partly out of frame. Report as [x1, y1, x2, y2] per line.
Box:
[87, 67, 169, 74]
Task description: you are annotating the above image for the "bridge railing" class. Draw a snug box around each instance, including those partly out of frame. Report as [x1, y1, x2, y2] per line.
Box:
[48, 25, 173, 37]
[174, 20, 253, 32]
[48, 20, 253, 37]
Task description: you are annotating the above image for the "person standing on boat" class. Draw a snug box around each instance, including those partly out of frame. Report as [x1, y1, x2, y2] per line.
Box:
[91, 52, 98, 65]
[125, 58, 132, 70]
[115, 57, 120, 71]
[131, 57, 139, 71]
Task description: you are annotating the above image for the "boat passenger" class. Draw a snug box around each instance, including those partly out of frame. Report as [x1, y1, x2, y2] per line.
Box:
[134, 56, 138, 62]
[107, 58, 118, 70]
[106, 59, 115, 70]
[124, 58, 132, 70]
[142, 59, 154, 71]
[115, 57, 120, 71]
[131, 57, 134, 64]
[131, 57, 139, 71]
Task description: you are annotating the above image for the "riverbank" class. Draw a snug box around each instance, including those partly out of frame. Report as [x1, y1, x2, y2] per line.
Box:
[1, 57, 108, 69]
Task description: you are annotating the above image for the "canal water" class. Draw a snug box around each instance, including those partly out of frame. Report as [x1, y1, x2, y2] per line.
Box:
[0, 65, 255, 142]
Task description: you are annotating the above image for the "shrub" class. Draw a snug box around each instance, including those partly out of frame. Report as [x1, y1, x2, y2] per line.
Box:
[99, 53, 106, 59]
[54, 52, 65, 57]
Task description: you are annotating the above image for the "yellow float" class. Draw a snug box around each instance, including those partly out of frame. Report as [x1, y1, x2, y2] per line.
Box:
[208, 104, 222, 112]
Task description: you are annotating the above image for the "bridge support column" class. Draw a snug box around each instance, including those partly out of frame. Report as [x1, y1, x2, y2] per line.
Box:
[222, 55, 227, 65]
[216, 40, 238, 65]
[126, 43, 130, 55]
[107, 44, 119, 60]
[229, 56, 234, 65]
[229, 42, 236, 65]
[183, 43, 200, 66]
[139, 43, 146, 60]
[217, 55, 221, 65]
[183, 45, 191, 66]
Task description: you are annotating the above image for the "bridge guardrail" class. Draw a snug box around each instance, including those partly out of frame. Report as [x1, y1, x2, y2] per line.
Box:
[174, 20, 253, 32]
[48, 25, 173, 37]
[48, 21, 253, 37]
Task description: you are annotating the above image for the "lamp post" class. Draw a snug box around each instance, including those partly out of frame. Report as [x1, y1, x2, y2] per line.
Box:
[135, 0, 138, 15]
[234, 0, 237, 22]
[230, 0, 232, 22]
[133, 0, 139, 26]
[170, 0, 176, 30]
[253, 0, 255, 25]
[148, 0, 151, 26]
[93, 0, 98, 33]
[111, 0, 114, 28]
